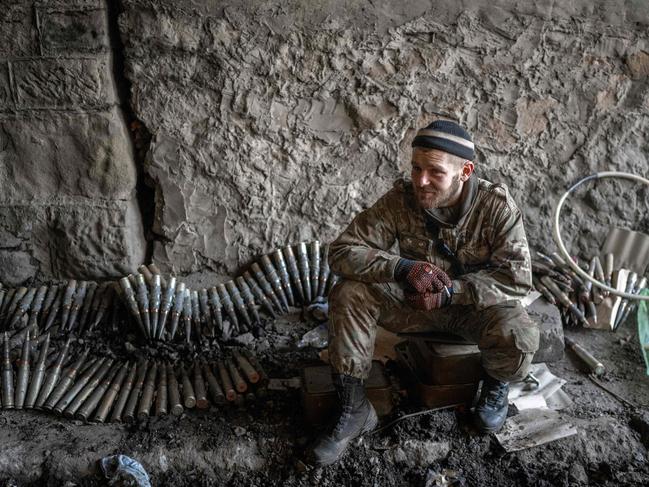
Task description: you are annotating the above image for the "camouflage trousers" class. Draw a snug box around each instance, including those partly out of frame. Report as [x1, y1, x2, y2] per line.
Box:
[328, 280, 540, 382]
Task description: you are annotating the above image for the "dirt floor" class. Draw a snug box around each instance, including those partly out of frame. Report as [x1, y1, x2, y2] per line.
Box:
[1, 309, 648, 487]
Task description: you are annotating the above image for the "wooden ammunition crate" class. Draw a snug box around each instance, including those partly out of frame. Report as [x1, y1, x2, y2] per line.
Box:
[301, 361, 393, 426]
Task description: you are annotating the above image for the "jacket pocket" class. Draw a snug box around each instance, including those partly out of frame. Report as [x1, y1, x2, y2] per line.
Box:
[512, 324, 540, 353]
[398, 233, 431, 261]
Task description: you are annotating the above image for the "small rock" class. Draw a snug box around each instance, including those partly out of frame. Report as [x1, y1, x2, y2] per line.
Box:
[568, 463, 588, 485]
[234, 426, 247, 436]
[233, 333, 255, 346]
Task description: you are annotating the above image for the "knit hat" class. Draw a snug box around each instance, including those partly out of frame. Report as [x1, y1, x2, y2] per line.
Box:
[411, 120, 475, 161]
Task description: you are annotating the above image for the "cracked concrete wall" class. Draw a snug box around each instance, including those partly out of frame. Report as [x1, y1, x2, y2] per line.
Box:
[118, 0, 649, 278]
[0, 0, 146, 285]
[2, 0, 649, 284]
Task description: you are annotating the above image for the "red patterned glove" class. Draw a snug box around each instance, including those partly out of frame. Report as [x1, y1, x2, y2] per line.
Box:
[397, 260, 452, 293]
[405, 289, 452, 311]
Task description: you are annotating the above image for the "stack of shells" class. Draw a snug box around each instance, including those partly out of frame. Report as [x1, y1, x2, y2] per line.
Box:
[532, 250, 647, 330]
[0, 279, 117, 347]
[118, 240, 338, 343]
[0, 333, 267, 423]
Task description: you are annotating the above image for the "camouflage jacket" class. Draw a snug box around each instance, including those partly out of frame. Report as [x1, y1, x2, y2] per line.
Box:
[329, 175, 532, 309]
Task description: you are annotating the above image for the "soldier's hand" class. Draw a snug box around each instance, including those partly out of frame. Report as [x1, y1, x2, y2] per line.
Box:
[399, 260, 452, 293]
[404, 289, 452, 311]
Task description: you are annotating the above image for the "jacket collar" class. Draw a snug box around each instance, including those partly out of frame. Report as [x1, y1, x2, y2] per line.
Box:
[423, 172, 478, 228]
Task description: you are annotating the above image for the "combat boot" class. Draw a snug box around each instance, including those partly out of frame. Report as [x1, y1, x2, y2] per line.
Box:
[310, 374, 378, 466]
[474, 375, 509, 433]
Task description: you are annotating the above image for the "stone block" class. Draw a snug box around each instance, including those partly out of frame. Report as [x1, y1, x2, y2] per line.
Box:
[11, 56, 115, 110]
[0, 3, 39, 57]
[0, 108, 137, 202]
[39, 8, 109, 55]
[0, 198, 146, 283]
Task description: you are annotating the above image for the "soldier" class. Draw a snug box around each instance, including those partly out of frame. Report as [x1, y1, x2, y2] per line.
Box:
[310, 120, 539, 466]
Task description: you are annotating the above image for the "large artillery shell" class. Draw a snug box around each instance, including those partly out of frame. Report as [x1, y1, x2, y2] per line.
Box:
[191, 290, 202, 338]
[2, 331, 14, 409]
[226, 358, 247, 393]
[41, 285, 59, 317]
[217, 360, 236, 402]
[203, 362, 225, 405]
[94, 361, 130, 423]
[35, 338, 71, 409]
[233, 350, 259, 384]
[138, 265, 154, 285]
[296, 243, 312, 303]
[66, 281, 88, 332]
[87, 284, 112, 333]
[118, 278, 147, 338]
[282, 246, 305, 304]
[207, 287, 224, 335]
[43, 291, 63, 331]
[180, 365, 196, 408]
[167, 363, 183, 416]
[14, 330, 31, 409]
[259, 256, 289, 311]
[242, 272, 276, 319]
[53, 357, 106, 414]
[317, 244, 331, 298]
[26, 286, 48, 329]
[158, 277, 177, 340]
[150, 274, 162, 340]
[242, 349, 269, 392]
[250, 263, 283, 313]
[137, 361, 158, 420]
[9, 287, 36, 329]
[147, 263, 167, 287]
[77, 282, 97, 333]
[235, 276, 261, 325]
[217, 284, 239, 332]
[169, 281, 186, 340]
[155, 362, 168, 416]
[59, 281, 77, 331]
[74, 361, 120, 420]
[540, 276, 588, 327]
[135, 274, 152, 339]
[25, 332, 51, 408]
[565, 336, 605, 376]
[182, 289, 193, 344]
[226, 281, 252, 329]
[198, 288, 213, 336]
[193, 361, 208, 409]
[0, 288, 11, 320]
[122, 360, 149, 423]
[272, 249, 295, 306]
[604, 253, 614, 288]
[5, 287, 27, 323]
[309, 241, 321, 301]
[532, 276, 556, 305]
[109, 361, 138, 423]
[0, 289, 6, 321]
[42, 348, 89, 411]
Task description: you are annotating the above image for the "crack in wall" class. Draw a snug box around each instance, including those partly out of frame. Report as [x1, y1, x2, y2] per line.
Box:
[105, 0, 155, 265]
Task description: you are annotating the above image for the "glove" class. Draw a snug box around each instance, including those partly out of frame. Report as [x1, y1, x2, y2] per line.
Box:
[395, 259, 452, 293]
[405, 288, 452, 311]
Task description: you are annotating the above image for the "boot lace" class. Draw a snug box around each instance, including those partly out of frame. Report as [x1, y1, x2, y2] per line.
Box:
[483, 381, 508, 408]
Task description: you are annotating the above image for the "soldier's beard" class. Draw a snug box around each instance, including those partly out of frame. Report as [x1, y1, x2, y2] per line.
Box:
[414, 175, 462, 210]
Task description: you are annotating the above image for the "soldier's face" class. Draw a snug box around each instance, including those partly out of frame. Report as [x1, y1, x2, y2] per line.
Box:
[411, 148, 467, 209]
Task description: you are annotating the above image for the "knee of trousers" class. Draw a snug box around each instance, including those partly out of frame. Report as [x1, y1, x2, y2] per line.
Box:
[327, 280, 381, 380]
[477, 300, 540, 382]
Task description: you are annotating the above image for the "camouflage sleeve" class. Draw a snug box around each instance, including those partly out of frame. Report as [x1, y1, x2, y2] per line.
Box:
[328, 189, 402, 283]
[452, 204, 532, 310]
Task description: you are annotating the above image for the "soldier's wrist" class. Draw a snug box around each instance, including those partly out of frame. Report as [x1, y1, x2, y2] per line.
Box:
[394, 258, 416, 281]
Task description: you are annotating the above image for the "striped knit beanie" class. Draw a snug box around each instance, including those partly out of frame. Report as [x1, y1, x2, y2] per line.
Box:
[411, 120, 475, 161]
